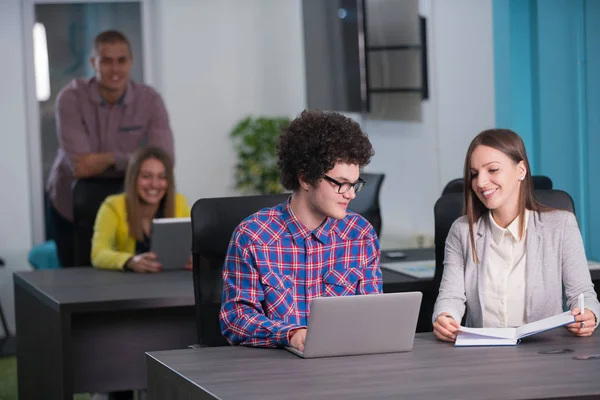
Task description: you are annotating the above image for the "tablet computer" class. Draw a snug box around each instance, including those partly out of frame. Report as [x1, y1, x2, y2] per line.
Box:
[150, 217, 192, 270]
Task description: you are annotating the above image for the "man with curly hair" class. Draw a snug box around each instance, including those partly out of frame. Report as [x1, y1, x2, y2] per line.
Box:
[220, 110, 383, 351]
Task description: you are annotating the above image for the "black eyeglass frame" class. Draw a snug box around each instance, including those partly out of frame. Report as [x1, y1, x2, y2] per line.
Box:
[323, 175, 366, 194]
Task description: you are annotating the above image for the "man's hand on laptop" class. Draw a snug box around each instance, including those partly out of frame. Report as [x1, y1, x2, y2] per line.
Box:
[126, 252, 162, 273]
[289, 328, 307, 351]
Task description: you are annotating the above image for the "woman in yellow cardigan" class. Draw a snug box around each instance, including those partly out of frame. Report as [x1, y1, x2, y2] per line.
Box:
[91, 146, 190, 272]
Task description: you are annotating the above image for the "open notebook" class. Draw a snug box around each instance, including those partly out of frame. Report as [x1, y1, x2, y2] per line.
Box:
[455, 311, 576, 347]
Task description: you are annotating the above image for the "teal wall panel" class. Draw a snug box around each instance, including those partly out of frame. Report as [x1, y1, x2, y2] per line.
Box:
[585, 0, 600, 259]
[492, 0, 539, 171]
[535, 0, 582, 224]
[509, 0, 539, 172]
[493, 0, 599, 256]
[493, 0, 511, 130]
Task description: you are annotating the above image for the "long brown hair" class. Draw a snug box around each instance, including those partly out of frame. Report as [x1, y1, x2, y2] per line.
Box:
[464, 129, 550, 262]
[125, 146, 176, 240]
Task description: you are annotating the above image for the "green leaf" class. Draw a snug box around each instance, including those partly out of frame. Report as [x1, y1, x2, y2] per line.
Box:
[230, 115, 290, 194]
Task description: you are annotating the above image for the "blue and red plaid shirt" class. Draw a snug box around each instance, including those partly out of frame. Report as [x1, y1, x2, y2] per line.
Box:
[219, 199, 383, 348]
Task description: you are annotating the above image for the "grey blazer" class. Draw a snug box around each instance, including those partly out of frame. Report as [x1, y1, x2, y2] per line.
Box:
[433, 210, 600, 327]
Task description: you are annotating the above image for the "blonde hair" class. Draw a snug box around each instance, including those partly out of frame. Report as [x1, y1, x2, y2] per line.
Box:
[125, 146, 175, 241]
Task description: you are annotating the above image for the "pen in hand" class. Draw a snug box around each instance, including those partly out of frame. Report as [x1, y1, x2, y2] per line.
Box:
[577, 293, 586, 330]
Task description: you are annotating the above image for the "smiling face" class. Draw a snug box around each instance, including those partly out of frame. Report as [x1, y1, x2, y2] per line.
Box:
[136, 158, 168, 206]
[305, 162, 360, 221]
[470, 145, 526, 217]
[90, 41, 132, 96]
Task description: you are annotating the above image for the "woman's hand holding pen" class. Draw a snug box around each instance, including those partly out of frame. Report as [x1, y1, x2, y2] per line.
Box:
[433, 312, 461, 342]
[567, 307, 597, 337]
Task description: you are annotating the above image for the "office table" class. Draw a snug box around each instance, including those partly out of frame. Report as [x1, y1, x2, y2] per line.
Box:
[13, 248, 433, 399]
[380, 247, 434, 292]
[146, 330, 600, 400]
[14, 269, 197, 400]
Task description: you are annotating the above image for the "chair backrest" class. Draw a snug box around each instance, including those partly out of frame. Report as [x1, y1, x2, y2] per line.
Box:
[440, 178, 463, 196]
[191, 193, 290, 346]
[532, 175, 553, 190]
[72, 177, 124, 266]
[433, 192, 464, 289]
[535, 189, 575, 214]
[441, 175, 554, 196]
[348, 172, 385, 236]
[433, 189, 575, 293]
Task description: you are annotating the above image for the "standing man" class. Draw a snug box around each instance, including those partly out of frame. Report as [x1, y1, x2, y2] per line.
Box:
[46, 30, 174, 267]
[220, 110, 382, 351]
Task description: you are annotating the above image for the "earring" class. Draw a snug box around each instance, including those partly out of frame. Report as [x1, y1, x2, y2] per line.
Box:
[519, 176, 525, 181]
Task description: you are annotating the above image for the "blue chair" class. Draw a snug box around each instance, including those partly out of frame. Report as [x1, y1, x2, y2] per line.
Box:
[28, 240, 61, 270]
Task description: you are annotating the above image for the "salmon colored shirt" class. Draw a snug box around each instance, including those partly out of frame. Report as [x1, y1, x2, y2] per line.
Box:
[46, 77, 174, 221]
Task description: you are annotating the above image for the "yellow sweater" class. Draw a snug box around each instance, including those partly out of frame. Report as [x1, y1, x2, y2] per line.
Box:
[91, 193, 191, 270]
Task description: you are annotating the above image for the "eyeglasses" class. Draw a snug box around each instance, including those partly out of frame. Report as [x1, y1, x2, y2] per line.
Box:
[323, 175, 366, 194]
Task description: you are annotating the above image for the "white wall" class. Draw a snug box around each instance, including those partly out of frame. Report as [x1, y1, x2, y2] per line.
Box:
[155, 0, 495, 248]
[434, 0, 496, 186]
[155, 0, 306, 204]
[0, 0, 494, 331]
[0, 0, 34, 335]
[365, 0, 496, 247]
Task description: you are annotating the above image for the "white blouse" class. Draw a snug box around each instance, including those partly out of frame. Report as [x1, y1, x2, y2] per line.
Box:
[482, 210, 529, 328]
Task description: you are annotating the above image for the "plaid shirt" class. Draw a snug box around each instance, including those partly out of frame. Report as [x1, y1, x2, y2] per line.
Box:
[220, 199, 382, 348]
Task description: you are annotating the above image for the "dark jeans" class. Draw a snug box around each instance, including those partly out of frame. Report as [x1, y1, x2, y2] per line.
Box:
[46, 202, 76, 267]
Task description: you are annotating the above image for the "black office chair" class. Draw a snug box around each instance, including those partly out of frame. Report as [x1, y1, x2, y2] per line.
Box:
[431, 189, 576, 323]
[440, 178, 463, 196]
[72, 177, 124, 266]
[191, 193, 290, 347]
[433, 193, 464, 291]
[536, 189, 575, 214]
[441, 175, 553, 196]
[348, 172, 385, 236]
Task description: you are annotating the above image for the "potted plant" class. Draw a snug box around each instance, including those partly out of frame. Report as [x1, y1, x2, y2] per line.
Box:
[231, 116, 290, 194]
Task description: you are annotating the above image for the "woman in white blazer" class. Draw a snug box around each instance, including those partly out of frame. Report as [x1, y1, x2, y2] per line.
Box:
[433, 129, 599, 342]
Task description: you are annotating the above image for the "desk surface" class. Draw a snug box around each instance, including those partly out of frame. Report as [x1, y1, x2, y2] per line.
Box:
[14, 247, 599, 315]
[14, 269, 199, 398]
[147, 331, 600, 400]
[13, 248, 433, 314]
[13, 269, 195, 313]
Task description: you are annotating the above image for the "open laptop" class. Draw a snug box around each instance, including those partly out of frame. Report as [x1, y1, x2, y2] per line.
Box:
[285, 291, 422, 358]
[150, 217, 191, 270]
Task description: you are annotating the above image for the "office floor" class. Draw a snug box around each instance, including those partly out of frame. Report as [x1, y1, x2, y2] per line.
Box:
[0, 357, 16, 400]
[0, 356, 91, 400]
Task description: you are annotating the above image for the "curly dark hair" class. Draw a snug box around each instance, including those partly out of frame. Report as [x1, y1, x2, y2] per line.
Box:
[277, 110, 374, 190]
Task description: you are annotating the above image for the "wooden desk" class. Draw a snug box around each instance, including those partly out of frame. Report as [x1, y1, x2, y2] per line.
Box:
[146, 331, 600, 400]
[14, 269, 197, 400]
[13, 250, 431, 399]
